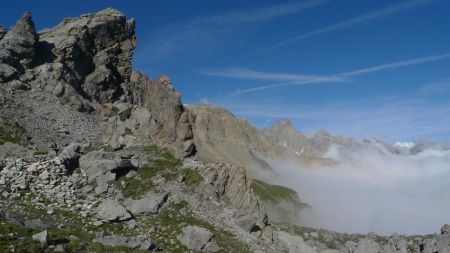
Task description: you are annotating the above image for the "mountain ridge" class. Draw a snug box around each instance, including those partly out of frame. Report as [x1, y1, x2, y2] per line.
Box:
[0, 8, 448, 253]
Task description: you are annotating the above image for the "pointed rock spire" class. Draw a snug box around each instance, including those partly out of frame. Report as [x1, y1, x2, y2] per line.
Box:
[10, 11, 38, 42]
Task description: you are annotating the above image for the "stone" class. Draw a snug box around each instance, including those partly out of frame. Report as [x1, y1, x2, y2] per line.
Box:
[442, 224, 450, 235]
[140, 239, 156, 250]
[52, 83, 65, 97]
[113, 102, 133, 121]
[125, 170, 137, 178]
[95, 199, 131, 221]
[54, 244, 65, 253]
[79, 151, 135, 183]
[277, 231, 317, 253]
[126, 219, 137, 229]
[58, 143, 83, 169]
[93, 220, 103, 227]
[32, 230, 48, 244]
[199, 163, 269, 236]
[124, 192, 168, 215]
[204, 239, 221, 253]
[177, 225, 216, 251]
[93, 235, 143, 249]
[108, 132, 122, 151]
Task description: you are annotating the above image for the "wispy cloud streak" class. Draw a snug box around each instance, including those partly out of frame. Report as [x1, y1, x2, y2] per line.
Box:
[338, 53, 450, 77]
[420, 77, 450, 94]
[257, 0, 441, 52]
[207, 52, 450, 95]
[199, 67, 342, 82]
[136, 0, 330, 64]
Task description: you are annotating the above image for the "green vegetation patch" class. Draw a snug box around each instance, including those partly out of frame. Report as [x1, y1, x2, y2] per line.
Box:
[117, 145, 183, 199]
[252, 179, 300, 203]
[182, 168, 203, 186]
[33, 151, 49, 156]
[0, 122, 25, 145]
[115, 164, 157, 199]
[0, 221, 45, 253]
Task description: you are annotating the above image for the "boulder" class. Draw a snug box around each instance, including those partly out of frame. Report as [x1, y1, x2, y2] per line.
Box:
[124, 192, 168, 214]
[442, 224, 449, 235]
[177, 225, 220, 252]
[277, 231, 317, 253]
[93, 235, 152, 249]
[58, 143, 83, 170]
[199, 163, 269, 236]
[95, 199, 131, 221]
[32, 230, 48, 244]
[79, 151, 136, 184]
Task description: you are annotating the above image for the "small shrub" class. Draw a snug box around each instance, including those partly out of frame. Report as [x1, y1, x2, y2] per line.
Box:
[182, 168, 203, 186]
[33, 151, 48, 156]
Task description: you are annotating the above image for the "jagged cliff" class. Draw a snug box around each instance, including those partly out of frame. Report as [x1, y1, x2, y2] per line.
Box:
[0, 9, 194, 157]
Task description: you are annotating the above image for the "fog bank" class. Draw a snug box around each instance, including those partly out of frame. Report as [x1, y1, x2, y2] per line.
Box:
[265, 145, 450, 235]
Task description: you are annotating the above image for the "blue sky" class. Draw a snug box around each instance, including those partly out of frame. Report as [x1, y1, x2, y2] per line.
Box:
[2, 0, 450, 142]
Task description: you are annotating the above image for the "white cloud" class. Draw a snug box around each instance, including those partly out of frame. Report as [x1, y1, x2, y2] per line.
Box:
[420, 77, 450, 94]
[135, 0, 329, 64]
[199, 67, 338, 82]
[338, 53, 450, 77]
[263, 144, 450, 234]
[210, 52, 450, 95]
[257, 0, 443, 52]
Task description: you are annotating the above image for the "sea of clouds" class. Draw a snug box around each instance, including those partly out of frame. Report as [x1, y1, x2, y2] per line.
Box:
[264, 144, 450, 235]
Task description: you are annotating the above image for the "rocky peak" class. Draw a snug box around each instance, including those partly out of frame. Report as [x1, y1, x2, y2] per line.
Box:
[0, 11, 39, 78]
[10, 11, 38, 43]
[0, 9, 194, 155]
[38, 7, 136, 104]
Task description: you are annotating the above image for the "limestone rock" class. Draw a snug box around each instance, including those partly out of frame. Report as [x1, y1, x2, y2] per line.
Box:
[95, 199, 131, 221]
[79, 151, 136, 184]
[93, 235, 151, 249]
[32, 230, 48, 244]
[39, 8, 136, 103]
[0, 11, 38, 76]
[58, 143, 83, 170]
[277, 231, 317, 253]
[442, 224, 449, 235]
[199, 163, 269, 235]
[124, 192, 168, 214]
[104, 71, 195, 157]
[177, 225, 219, 252]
